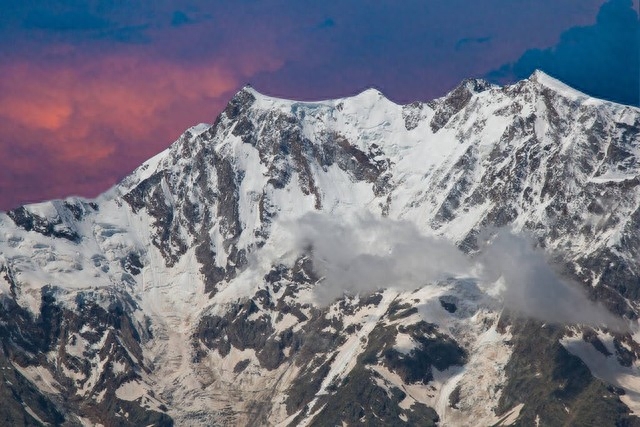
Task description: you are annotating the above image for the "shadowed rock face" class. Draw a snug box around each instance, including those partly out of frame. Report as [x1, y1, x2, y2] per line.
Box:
[0, 73, 639, 425]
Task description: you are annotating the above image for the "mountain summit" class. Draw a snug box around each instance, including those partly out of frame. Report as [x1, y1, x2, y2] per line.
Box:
[1, 71, 640, 426]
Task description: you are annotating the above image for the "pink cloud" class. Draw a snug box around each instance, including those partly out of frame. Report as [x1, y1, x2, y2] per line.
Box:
[0, 51, 283, 210]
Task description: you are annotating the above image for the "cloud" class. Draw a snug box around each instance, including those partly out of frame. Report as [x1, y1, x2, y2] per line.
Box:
[280, 212, 471, 305]
[478, 230, 629, 332]
[18, 5, 154, 44]
[94, 24, 151, 44]
[316, 18, 335, 30]
[171, 11, 192, 27]
[488, 0, 639, 106]
[455, 36, 492, 51]
[23, 10, 110, 31]
[275, 212, 628, 331]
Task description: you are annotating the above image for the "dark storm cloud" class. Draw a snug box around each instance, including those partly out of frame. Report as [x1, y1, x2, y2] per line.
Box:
[489, 0, 640, 106]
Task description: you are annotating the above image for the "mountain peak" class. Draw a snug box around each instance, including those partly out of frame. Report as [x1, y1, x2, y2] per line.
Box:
[351, 87, 387, 100]
[527, 69, 590, 101]
[237, 83, 262, 98]
[459, 77, 495, 94]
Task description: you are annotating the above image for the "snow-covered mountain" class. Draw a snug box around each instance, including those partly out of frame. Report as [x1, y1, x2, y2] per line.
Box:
[1, 71, 640, 426]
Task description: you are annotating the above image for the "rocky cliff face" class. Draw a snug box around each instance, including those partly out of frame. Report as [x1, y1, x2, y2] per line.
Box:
[1, 71, 640, 426]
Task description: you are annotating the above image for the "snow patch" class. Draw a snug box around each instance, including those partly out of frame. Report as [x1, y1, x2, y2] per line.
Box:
[115, 380, 146, 401]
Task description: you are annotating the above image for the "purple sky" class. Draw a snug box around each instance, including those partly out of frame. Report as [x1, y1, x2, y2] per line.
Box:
[0, 0, 638, 210]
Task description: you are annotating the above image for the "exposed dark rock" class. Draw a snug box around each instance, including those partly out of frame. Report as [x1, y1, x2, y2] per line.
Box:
[233, 359, 251, 374]
[0, 348, 66, 426]
[63, 200, 96, 221]
[285, 356, 334, 416]
[614, 337, 637, 368]
[358, 320, 467, 385]
[7, 206, 80, 242]
[308, 365, 439, 427]
[496, 317, 640, 426]
[582, 329, 612, 357]
[121, 252, 143, 276]
[222, 87, 257, 120]
[194, 229, 227, 295]
[123, 172, 188, 267]
[402, 101, 425, 131]
[359, 292, 383, 307]
[332, 133, 386, 184]
[214, 154, 242, 239]
[195, 300, 275, 359]
[429, 78, 492, 132]
[449, 384, 462, 409]
[387, 300, 418, 321]
[439, 296, 458, 313]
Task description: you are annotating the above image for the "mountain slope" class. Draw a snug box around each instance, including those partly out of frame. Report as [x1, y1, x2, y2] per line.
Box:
[1, 71, 640, 426]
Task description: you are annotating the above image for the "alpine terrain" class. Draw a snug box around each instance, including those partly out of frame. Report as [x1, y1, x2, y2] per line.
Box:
[2, 71, 640, 426]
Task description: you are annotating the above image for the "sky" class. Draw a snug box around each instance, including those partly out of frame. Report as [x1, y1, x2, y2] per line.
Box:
[0, 0, 638, 210]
